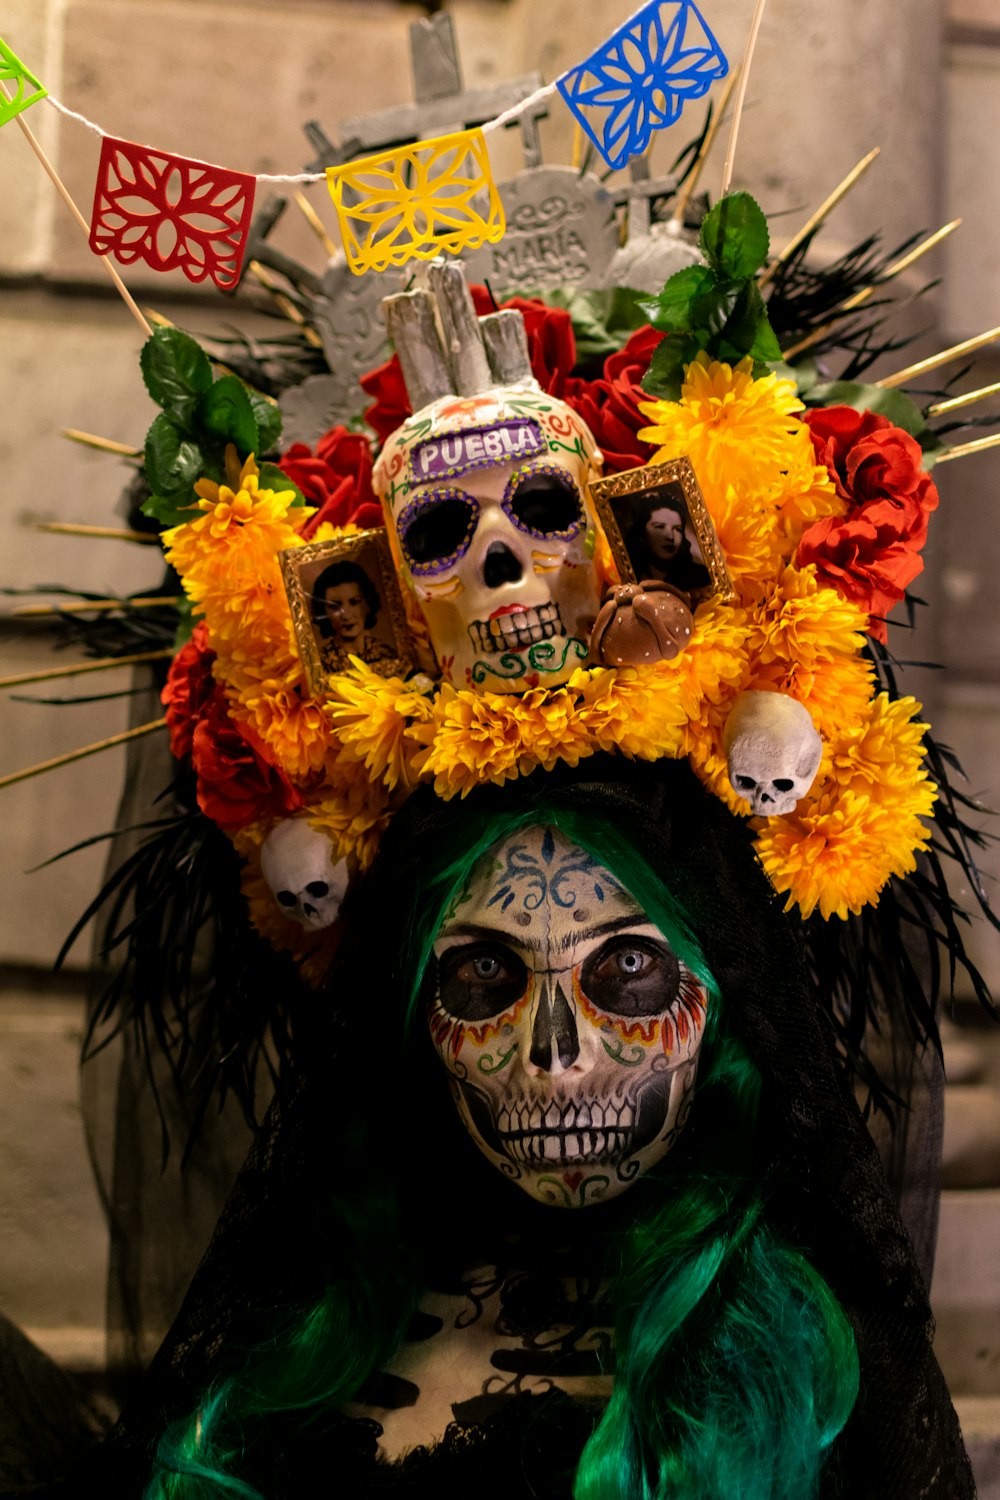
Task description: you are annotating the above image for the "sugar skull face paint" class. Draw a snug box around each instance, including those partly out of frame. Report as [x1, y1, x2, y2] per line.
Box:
[427, 826, 710, 1208]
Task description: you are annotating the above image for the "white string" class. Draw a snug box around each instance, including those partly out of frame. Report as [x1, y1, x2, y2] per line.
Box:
[481, 80, 558, 136]
[45, 93, 327, 182]
[257, 171, 325, 183]
[45, 94, 103, 134]
[40, 1, 683, 178]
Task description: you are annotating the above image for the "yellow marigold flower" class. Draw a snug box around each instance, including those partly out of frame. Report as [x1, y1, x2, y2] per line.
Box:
[508, 687, 595, 771]
[306, 784, 392, 872]
[826, 693, 932, 800]
[576, 665, 688, 760]
[637, 354, 806, 497]
[164, 451, 311, 655]
[754, 774, 935, 921]
[697, 479, 790, 596]
[748, 565, 867, 674]
[326, 659, 434, 792]
[411, 686, 531, 797]
[227, 657, 334, 780]
[747, 651, 876, 746]
[773, 463, 847, 555]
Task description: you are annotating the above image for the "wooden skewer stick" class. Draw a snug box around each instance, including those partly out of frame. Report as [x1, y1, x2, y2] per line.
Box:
[293, 190, 337, 257]
[11, 596, 179, 618]
[929, 381, 1000, 417]
[571, 121, 586, 172]
[720, 0, 768, 199]
[781, 219, 965, 362]
[935, 431, 1000, 464]
[2, 86, 153, 340]
[839, 219, 961, 311]
[0, 650, 174, 691]
[875, 325, 1000, 390]
[247, 260, 324, 349]
[671, 65, 741, 226]
[61, 429, 142, 458]
[0, 717, 167, 793]
[759, 148, 880, 287]
[33, 522, 160, 545]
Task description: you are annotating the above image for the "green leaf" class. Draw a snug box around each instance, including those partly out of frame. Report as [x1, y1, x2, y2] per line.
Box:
[258, 461, 305, 506]
[141, 490, 201, 528]
[641, 336, 691, 401]
[699, 192, 770, 282]
[640, 265, 719, 333]
[536, 287, 646, 365]
[250, 390, 283, 455]
[140, 327, 213, 428]
[171, 595, 196, 649]
[144, 413, 205, 501]
[197, 375, 259, 455]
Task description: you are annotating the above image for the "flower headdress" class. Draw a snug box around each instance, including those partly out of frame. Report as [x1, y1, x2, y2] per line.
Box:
[27, 191, 996, 1132]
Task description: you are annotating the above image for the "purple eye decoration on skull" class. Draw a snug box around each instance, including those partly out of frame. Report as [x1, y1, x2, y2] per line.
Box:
[503, 464, 585, 542]
[397, 487, 480, 577]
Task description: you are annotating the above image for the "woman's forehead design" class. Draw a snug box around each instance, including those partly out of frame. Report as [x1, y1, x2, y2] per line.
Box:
[440, 825, 642, 943]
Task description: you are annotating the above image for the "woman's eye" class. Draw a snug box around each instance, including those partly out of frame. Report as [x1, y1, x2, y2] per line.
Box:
[580, 935, 679, 1018]
[435, 942, 528, 1022]
[615, 949, 648, 976]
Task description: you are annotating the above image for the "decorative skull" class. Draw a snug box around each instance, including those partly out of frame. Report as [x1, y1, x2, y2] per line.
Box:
[375, 391, 604, 694]
[723, 690, 824, 817]
[371, 264, 606, 695]
[427, 825, 710, 1208]
[260, 817, 349, 930]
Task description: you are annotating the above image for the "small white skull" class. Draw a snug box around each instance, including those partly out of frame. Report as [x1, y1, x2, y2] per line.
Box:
[260, 818, 349, 930]
[723, 690, 823, 817]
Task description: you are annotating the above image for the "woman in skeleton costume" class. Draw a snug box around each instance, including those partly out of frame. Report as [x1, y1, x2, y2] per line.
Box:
[91, 756, 966, 1500]
[31, 263, 979, 1498]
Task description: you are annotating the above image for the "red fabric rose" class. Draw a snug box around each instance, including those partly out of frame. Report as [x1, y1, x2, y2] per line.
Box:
[360, 356, 413, 446]
[161, 622, 216, 762]
[797, 516, 924, 642]
[571, 324, 664, 473]
[190, 687, 302, 831]
[277, 426, 382, 537]
[797, 405, 940, 641]
[805, 406, 939, 549]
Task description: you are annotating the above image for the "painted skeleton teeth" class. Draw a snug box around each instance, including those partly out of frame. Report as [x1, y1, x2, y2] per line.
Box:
[496, 1097, 639, 1136]
[502, 1127, 635, 1165]
[469, 602, 562, 655]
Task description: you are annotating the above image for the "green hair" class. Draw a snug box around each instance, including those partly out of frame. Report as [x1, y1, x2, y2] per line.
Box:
[146, 798, 859, 1500]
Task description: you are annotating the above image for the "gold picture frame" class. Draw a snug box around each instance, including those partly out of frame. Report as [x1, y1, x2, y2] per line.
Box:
[588, 458, 735, 605]
[280, 529, 414, 697]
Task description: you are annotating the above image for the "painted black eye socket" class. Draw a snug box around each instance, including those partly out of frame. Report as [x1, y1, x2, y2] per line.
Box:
[506, 472, 583, 537]
[436, 942, 528, 1021]
[304, 881, 330, 898]
[276, 891, 298, 908]
[400, 496, 477, 567]
[580, 935, 679, 1018]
